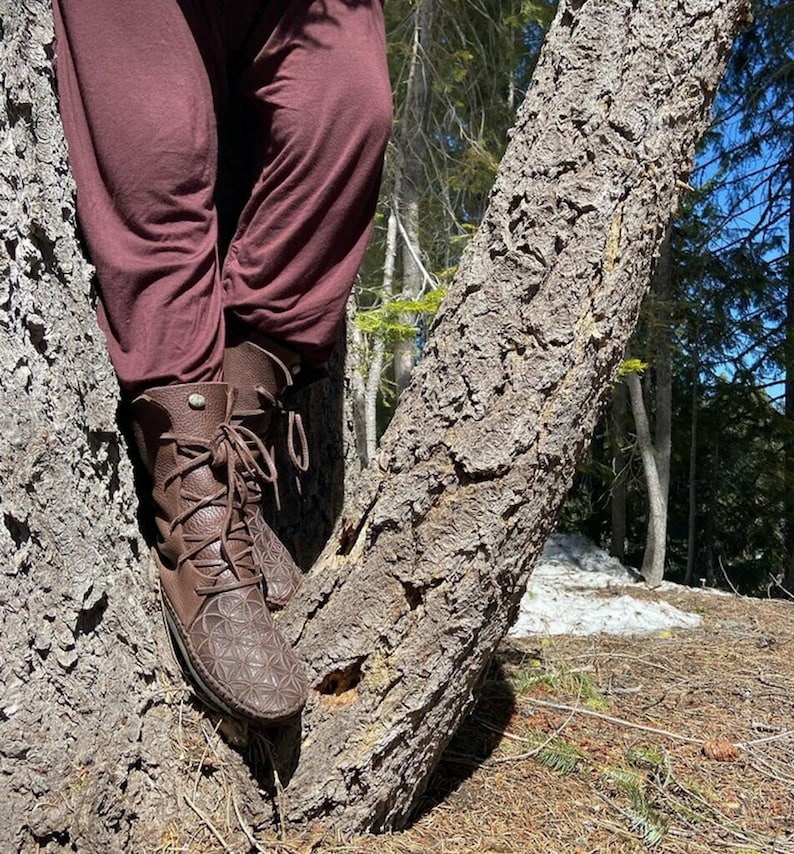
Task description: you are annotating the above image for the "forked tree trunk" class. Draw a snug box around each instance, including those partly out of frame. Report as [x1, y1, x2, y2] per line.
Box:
[0, 0, 748, 850]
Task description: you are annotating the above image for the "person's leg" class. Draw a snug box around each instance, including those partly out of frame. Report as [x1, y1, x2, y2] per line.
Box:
[52, 0, 308, 722]
[52, 0, 225, 396]
[222, 0, 393, 366]
[216, 0, 391, 611]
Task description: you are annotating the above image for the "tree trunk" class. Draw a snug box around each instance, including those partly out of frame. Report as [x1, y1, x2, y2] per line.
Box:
[348, 305, 371, 468]
[393, 0, 434, 396]
[632, 233, 674, 585]
[363, 205, 398, 462]
[704, 423, 719, 588]
[783, 135, 794, 592]
[0, 0, 748, 849]
[610, 380, 629, 562]
[654, 233, 674, 507]
[626, 372, 667, 586]
[685, 337, 701, 586]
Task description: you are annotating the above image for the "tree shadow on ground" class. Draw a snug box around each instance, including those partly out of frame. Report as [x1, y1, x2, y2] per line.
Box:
[410, 653, 520, 824]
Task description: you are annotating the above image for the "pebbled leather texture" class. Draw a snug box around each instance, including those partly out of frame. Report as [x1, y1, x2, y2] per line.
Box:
[132, 382, 308, 724]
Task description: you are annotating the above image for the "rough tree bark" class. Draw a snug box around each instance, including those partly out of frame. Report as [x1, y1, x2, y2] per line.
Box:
[0, 0, 748, 850]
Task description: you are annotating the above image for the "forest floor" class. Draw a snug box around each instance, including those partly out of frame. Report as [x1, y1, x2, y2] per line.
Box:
[164, 540, 794, 854]
[275, 580, 794, 854]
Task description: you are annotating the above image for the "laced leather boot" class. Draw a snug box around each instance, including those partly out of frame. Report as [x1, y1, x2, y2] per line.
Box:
[131, 382, 308, 724]
[223, 339, 310, 608]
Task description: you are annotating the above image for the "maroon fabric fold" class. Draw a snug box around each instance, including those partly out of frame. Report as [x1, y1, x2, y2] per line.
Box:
[52, 0, 392, 394]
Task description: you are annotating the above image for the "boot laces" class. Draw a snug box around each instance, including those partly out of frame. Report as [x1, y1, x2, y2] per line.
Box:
[254, 384, 310, 482]
[162, 420, 279, 596]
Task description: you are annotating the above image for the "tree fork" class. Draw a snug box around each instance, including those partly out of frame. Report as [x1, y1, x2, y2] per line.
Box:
[277, 0, 750, 831]
[0, 0, 749, 849]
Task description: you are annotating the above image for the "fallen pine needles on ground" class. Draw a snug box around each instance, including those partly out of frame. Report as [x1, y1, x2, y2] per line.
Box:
[160, 583, 794, 854]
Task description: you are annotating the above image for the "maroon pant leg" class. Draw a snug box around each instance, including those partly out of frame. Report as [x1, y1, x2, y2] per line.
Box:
[52, 0, 225, 395]
[53, 0, 391, 393]
[222, 0, 393, 365]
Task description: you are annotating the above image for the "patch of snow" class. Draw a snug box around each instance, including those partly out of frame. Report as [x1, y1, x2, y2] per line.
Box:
[508, 534, 702, 638]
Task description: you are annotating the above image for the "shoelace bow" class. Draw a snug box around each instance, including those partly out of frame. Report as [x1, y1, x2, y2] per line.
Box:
[252, 383, 309, 494]
[162, 421, 279, 596]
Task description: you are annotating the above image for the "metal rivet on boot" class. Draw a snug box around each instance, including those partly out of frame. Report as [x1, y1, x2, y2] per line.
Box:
[188, 393, 207, 410]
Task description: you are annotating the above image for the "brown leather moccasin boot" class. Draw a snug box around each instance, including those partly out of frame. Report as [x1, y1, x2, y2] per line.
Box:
[223, 339, 309, 609]
[131, 382, 308, 724]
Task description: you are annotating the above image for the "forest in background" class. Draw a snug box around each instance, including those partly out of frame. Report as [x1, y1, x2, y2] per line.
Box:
[356, 0, 794, 596]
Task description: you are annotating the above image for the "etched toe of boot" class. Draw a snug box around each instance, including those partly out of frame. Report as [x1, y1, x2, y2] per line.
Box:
[183, 584, 308, 723]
